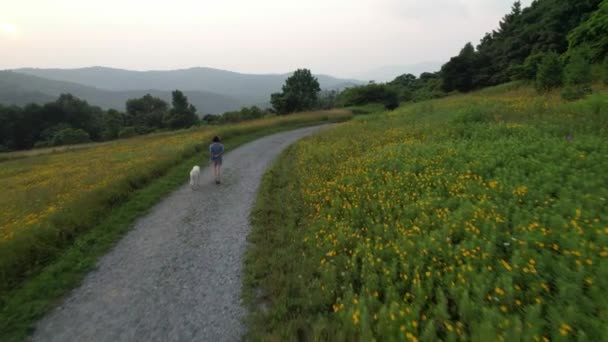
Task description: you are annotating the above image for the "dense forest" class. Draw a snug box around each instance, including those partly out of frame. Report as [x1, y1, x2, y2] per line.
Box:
[338, 0, 608, 108]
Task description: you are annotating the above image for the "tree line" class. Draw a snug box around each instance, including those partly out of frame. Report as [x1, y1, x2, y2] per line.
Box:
[440, 0, 607, 94]
[0, 69, 336, 151]
[335, 0, 608, 111]
[0, 90, 198, 151]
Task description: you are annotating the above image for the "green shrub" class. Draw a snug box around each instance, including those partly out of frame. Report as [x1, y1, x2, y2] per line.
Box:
[453, 106, 492, 124]
[383, 93, 400, 110]
[562, 49, 592, 101]
[603, 56, 608, 85]
[0, 144, 9, 153]
[510, 53, 546, 80]
[51, 128, 91, 146]
[33, 141, 51, 148]
[118, 127, 138, 139]
[536, 52, 563, 92]
[337, 83, 399, 107]
[561, 86, 588, 101]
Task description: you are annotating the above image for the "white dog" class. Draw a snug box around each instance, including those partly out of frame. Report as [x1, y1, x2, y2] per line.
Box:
[189, 165, 201, 189]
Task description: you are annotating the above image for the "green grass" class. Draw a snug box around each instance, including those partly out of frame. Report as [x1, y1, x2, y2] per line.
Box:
[244, 85, 608, 340]
[347, 103, 387, 115]
[0, 118, 349, 341]
[243, 144, 315, 340]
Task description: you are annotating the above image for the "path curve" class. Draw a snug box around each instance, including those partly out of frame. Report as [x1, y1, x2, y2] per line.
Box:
[32, 125, 332, 342]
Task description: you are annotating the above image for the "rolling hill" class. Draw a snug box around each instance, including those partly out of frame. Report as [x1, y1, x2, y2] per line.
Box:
[13, 67, 362, 109]
[0, 71, 247, 114]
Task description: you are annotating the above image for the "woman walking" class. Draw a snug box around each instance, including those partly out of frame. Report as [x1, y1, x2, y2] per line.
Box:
[209, 136, 224, 184]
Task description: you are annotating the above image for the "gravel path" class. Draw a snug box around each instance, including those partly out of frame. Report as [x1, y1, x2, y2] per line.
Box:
[32, 125, 331, 342]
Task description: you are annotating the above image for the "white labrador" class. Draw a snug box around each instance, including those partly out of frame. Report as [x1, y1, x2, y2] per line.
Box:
[189, 165, 200, 189]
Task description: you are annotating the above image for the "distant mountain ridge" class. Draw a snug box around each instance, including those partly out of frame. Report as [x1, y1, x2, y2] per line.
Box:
[0, 71, 244, 114]
[12, 67, 362, 112]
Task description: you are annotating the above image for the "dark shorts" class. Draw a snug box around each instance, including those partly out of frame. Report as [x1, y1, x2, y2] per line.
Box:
[212, 158, 222, 166]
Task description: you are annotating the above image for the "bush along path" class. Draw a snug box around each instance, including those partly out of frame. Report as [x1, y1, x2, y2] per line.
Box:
[28, 125, 333, 341]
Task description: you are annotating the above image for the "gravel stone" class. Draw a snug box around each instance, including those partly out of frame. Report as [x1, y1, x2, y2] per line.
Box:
[32, 125, 331, 342]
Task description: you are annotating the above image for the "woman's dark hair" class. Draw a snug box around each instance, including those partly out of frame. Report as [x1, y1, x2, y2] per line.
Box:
[212, 136, 220, 142]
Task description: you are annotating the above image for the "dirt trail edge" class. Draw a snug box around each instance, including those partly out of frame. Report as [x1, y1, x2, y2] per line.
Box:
[32, 125, 332, 342]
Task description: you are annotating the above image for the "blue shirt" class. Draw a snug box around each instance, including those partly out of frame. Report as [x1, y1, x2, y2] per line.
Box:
[209, 142, 224, 161]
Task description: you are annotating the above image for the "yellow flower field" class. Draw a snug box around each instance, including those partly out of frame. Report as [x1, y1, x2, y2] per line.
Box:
[245, 85, 608, 340]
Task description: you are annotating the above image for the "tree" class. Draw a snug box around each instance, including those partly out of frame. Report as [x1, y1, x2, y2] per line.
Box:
[562, 48, 593, 100]
[391, 73, 417, 88]
[102, 109, 125, 140]
[336, 83, 399, 110]
[51, 127, 91, 146]
[383, 91, 400, 111]
[202, 114, 220, 124]
[126, 94, 168, 132]
[271, 69, 320, 114]
[535, 52, 563, 92]
[509, 53, 546, 80]
[10, 104, 43, 149]
[439, 0, 603, 90]
[567, 1, 608, 62]
[163, 90, 198, 129]
[36, 94, 104, 141]
[0, 105, 22, 149]
[441, 43, 477, 92]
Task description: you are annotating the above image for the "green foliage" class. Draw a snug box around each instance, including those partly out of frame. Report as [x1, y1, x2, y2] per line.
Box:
[50, 128, 91, 146]
[536, 52, 563, 92]
[561, 86, 589, 101]
[118, 126, 138, 139]
[271, 69, 321, 114]
[102, 109, 124, 140]
[568, 1, 608, 62]
[215, 106, 266, 124]
[162, 90, 199, 129]
[388, 72, 445, 103]
[603, 56, 608, 85]
[441, 43, 478, 92]
[562, 48, 593, 100]
[126, 94, 168, 132]
[337, 83, 399, 110]
[0, 89, 205, 151]
[0, 95, 108, 150]
[383, 93, 400, 110]
[509, 53, 546, 81]
[436, 0, 603, 91]
[202, 114, 220, 124]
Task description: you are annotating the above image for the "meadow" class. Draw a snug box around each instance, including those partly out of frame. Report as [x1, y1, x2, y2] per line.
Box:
[245, 84, 608, 341]
[0, 109, 351, 295]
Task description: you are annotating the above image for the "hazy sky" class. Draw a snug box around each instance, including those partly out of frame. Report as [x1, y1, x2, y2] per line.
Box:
[1, 0, 533, 77]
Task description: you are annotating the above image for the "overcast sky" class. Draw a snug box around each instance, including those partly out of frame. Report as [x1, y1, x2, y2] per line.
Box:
[1, 0, 533, 78]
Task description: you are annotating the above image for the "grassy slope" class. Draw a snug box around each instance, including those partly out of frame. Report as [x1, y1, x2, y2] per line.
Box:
[244, 84, 608, 340]
[0, 115, 350, 341]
